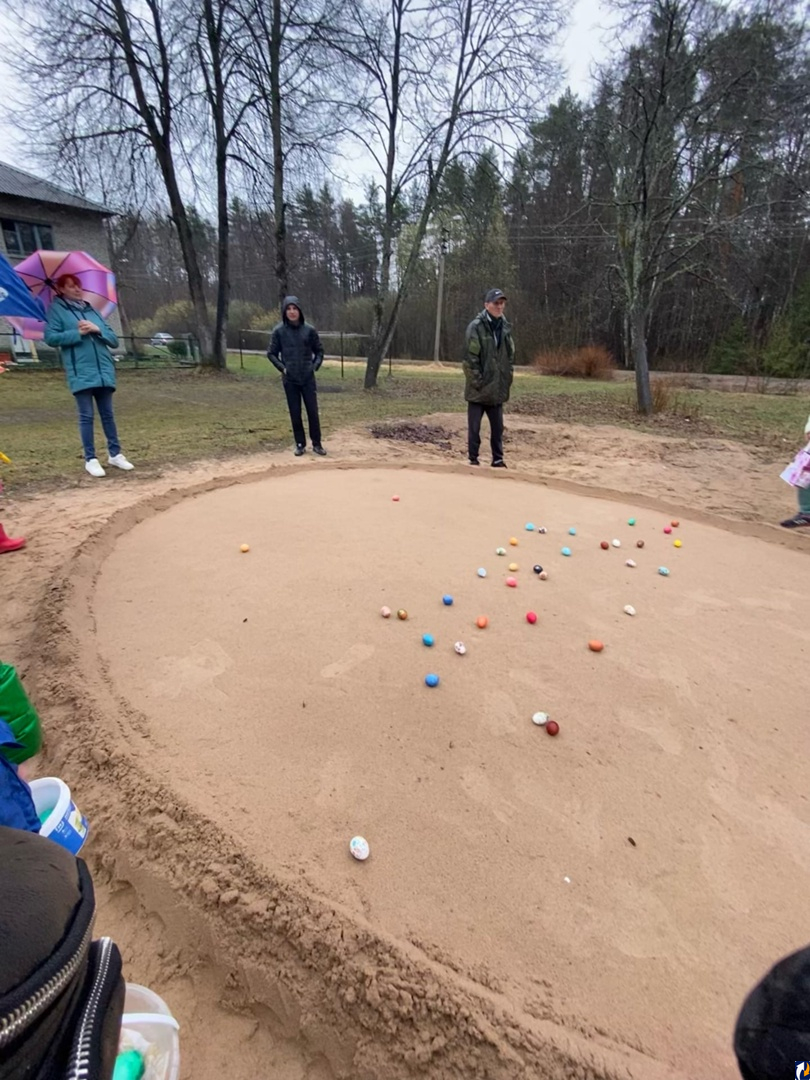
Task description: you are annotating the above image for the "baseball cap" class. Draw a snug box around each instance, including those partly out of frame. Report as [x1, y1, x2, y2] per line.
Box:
[484, 288, 507, 303]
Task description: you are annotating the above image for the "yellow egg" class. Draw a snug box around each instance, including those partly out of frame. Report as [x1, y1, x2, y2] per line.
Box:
[240, 543, 250, 553]
[509, 537, 518, 546]
[673, 539, 682, 548]
[508, 562, 518, 571]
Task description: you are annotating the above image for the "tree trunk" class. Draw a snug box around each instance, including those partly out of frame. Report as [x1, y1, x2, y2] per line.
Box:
[631, 306, 652, 414]
[213, 141, 230, 370]
[270, 0, 287, 307]
[111, 0, 215, 363]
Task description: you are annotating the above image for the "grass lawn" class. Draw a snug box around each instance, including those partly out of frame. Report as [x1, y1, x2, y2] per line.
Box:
[1, 352, 808, 488]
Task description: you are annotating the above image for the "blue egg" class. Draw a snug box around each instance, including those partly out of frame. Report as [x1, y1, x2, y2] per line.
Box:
[561, 546, 572, 557]
[422, 634, 435, 647]
[442, 595, 453, 606]
[628, 517, 636, 526]
[658, 566, 670, 576]
[568, 527, 577, 536]
[525, 523, 535, 531]
[425, 673, 440, 687]
[477, 568, 487, 578]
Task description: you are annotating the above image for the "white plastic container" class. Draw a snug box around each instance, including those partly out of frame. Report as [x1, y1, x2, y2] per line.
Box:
[119, 984, 181, 1080]
[29, 777, 89, 855]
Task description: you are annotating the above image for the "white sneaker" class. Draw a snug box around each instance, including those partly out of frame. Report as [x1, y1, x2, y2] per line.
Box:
[85, 458, 106, 478]
[108, 453, 134, 471]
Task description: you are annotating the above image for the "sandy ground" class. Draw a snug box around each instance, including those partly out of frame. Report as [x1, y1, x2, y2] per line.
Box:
[1, 411, 808, 1080]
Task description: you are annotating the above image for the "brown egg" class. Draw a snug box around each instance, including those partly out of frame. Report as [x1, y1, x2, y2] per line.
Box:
[588, 640, 604, 653]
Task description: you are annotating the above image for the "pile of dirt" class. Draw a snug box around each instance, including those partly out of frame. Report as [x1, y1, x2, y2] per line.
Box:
[369, 421, 455, 450]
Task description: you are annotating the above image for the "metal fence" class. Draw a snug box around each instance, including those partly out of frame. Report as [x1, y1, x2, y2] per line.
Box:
[4, 335, 200, 371]
[238, 327, 379, 376]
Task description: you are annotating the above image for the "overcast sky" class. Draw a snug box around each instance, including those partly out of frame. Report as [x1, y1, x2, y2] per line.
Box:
[0, 0, 610, 194]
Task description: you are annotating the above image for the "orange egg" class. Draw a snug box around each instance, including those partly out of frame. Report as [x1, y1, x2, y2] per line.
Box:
[588, 640, 604, 653]
[671, 519, 680, 527]
[240, 543, 250, 553]
[476, 615, 489, 629]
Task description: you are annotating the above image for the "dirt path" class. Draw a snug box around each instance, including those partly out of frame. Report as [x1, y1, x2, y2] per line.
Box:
[1, 414, 807, 1080]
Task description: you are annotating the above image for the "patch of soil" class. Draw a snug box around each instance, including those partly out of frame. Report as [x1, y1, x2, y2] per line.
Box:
[508, 392, 716, 440]
[369, 421, 455, 450]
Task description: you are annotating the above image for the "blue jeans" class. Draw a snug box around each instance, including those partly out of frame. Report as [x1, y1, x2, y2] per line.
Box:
[74, 388, 121, 461]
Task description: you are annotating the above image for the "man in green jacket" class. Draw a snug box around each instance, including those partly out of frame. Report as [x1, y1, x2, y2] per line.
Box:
[463, 288, 515, 467]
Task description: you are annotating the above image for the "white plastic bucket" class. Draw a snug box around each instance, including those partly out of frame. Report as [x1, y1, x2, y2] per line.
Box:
[29, 777, 89, 855]
[119, 983, 181, 1080]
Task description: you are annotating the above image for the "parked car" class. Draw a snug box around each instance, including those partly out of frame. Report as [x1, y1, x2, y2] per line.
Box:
[150, 332, 174, 347]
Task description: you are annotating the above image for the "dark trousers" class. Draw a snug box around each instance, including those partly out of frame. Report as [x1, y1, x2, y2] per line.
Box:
[467, 402, 504, 463]
[74, 387, 120, 461]
[284, 374, 322, 447]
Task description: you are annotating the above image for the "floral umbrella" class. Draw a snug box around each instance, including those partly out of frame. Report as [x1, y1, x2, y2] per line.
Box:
[9, 250, 117, 341]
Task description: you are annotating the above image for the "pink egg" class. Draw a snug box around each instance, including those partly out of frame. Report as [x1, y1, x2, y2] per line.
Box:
[526, 611, 537, 624]
[663, 526, 672, 534]
[392, 495, 400, 502]
[506, 577, 517, 588]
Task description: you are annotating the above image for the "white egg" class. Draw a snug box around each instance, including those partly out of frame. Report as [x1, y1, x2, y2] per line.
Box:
[454, 641, 467, 655]
[532, 711, 549, 726]
[623, 605, 636, 616]
[349, 836, 370, 861]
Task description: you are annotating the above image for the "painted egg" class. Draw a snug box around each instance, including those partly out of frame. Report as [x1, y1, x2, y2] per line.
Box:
[663, 526, 672, 534]
[625, 559, 637, 568]
[350, 836, 370, 861]
[425, 673, 439, 687]
[380, 606, 391, 618]
[628, 517, 636, 526]
[538, 527, 548, 534]
[525, 523, 535, 531]
[422, 634, 434, 647]
[623, 605, 636, 616]
[476, 615, 489, 629]
[561, 547, 572, 557]
[508, 562, 519, 571]
[611, 539, 621, 548]
[568, 527, 577, 536]
[533, 564, 543, 574]
[600, 541, 609, 550]
[673, 539, 682, 548]
[454, 641, 467, 655]
[531, 711, 549, 726]
[509, 537, 518, 546]
[240, 543, 250, 553]
[526, 611, 537, 624]
[539, 571, 548, 580]
[442, 595, 454, 605]
[496, 547, 506, 556]
[477, 567, 487, 578]
[546, 721, 560, 736]
[636, 540, 645, 548]
[506, 577, 517, 588]
[397, 609, 408, 620]
[658, 567, 670, 576]
[588, 640, 604, 652]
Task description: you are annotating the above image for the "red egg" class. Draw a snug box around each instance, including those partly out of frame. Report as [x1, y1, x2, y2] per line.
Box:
[600, 541, 609, 550]
[526, 611, 537, 624]
[506, 577, 517, 588]
[546, 721, 560, 736]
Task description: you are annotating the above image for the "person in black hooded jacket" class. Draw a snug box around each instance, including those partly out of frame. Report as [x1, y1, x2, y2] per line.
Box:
[267, 296, 327, 456]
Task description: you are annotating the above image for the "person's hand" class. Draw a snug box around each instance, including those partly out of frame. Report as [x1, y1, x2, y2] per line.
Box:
[78, 320, 100, 335]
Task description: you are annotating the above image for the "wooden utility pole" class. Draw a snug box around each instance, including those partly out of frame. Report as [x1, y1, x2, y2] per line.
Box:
[433, 226, 449, 364]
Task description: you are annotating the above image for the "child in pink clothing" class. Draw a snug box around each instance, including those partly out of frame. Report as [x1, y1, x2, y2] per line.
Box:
[780, 413, 810, 528]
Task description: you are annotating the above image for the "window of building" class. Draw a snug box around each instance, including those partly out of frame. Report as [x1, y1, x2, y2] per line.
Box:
[1, 219, 55, 256]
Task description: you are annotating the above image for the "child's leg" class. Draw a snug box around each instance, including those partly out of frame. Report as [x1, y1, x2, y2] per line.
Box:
[798, 486, 810, 514]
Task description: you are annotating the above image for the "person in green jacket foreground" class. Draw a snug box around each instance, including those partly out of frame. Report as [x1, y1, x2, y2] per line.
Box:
[44, 274, 134, 478]
[463, 288, 515, 468]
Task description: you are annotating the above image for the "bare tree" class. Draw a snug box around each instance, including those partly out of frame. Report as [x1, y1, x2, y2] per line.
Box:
[334, 0, 564, 387]
[594, 0, 805, 411]
[8, 0, 219, 363]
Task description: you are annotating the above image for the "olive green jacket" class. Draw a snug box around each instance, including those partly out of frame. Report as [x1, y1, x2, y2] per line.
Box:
[463, 310, 515, 405]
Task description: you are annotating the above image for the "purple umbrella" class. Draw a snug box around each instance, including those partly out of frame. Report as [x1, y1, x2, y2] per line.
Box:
[8, 250, 117, 341]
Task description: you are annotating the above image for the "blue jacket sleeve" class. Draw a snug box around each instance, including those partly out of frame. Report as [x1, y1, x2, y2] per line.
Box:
[97, 314, 118, 349]
[44, 302, 82, 348]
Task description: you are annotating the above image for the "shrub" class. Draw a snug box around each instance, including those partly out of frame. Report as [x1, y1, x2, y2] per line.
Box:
[533, 344, 614, 379]
[166, 339, 190, 358]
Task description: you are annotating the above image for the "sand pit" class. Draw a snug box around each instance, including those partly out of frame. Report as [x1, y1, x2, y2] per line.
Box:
[78, 465, 810, 1079]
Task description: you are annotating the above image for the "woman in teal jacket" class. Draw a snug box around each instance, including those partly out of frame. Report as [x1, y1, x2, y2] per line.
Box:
[44, 273, 134, 478]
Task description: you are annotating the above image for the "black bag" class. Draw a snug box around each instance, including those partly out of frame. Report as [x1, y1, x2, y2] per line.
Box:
[0, 827, 124, 1080]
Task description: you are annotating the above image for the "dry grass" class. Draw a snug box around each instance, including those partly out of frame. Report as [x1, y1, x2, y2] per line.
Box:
[533, 345, 614, 380]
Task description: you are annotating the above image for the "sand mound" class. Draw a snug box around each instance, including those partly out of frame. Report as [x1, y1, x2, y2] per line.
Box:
[37, 464, 805, 1080]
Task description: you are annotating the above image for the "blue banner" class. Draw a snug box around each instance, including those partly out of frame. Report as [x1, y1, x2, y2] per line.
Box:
[0, 251, 46, 320]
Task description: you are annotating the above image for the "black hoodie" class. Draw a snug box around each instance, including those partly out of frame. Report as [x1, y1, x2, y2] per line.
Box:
[267, 295, 324, 385]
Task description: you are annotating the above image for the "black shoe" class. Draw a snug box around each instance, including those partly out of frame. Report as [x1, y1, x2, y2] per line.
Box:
[780, 512, 810, 528]
[312, 445, 327, 457]
[294, 444, 305, 456]
[491, 459, 507, 468]
[468, 458, 480, 466]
